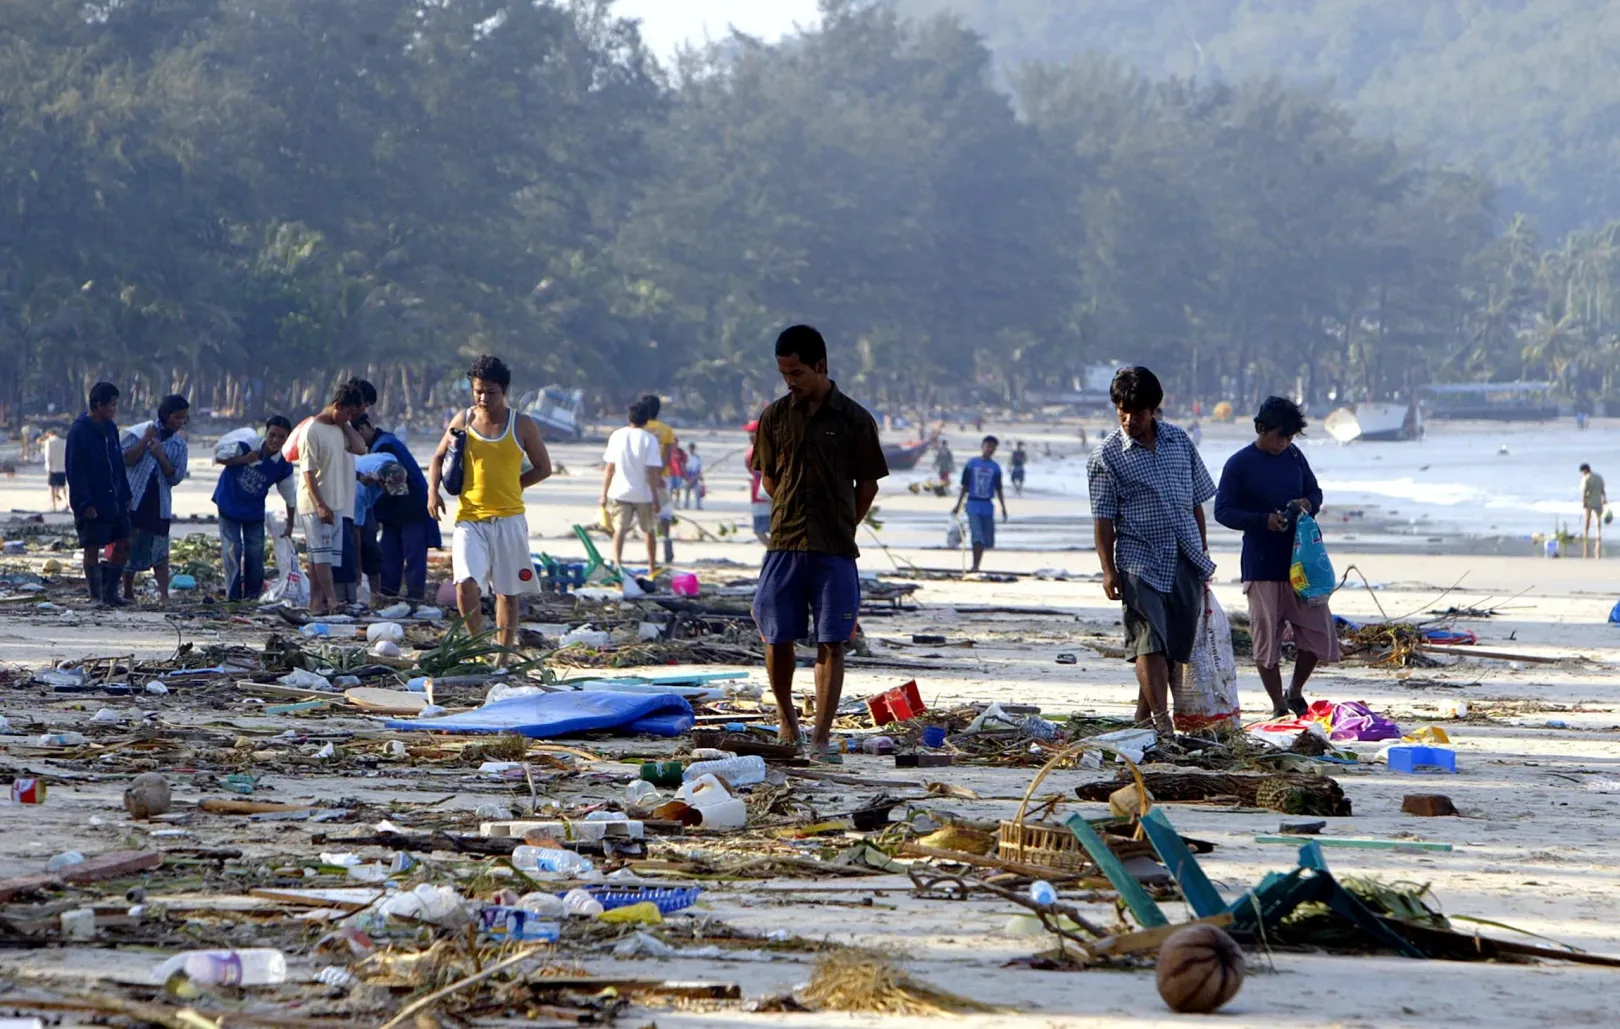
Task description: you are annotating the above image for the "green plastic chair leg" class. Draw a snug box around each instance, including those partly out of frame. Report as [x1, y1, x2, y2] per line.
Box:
[1140, 808, 1227, 919]
[1063, 813, 1168, 928]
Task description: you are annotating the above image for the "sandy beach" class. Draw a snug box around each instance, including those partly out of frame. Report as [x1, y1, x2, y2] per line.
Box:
[2, 416, 1620, 1027]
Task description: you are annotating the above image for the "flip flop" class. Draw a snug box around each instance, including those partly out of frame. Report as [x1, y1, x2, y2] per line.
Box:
[807, 745, 844, 766]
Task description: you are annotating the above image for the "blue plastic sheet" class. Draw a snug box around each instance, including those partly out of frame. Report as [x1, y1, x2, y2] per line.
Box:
[384, 690, 694, 738]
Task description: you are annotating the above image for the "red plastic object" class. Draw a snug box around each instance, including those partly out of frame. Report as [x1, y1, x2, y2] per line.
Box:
[865, 680, 926, 726]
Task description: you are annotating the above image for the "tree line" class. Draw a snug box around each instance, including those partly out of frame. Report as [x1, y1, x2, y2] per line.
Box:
[2, 0, 1616, 427]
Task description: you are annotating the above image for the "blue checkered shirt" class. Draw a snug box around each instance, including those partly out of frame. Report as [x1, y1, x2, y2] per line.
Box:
[1087, 420, 1216, 592]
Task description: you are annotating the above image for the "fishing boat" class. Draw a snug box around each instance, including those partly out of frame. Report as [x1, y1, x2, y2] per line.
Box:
[882, 438, 934, 471]
[522, 386, 585, 442]
[1323, 401, 1422, 443]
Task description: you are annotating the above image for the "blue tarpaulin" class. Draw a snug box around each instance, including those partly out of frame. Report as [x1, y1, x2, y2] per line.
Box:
[385, 690, 694, 739]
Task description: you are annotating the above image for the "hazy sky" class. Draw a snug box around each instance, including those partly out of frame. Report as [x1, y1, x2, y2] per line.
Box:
[615, 0, 823, 58]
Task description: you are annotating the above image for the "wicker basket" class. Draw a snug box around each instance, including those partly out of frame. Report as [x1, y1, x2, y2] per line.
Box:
[997, 740, 1151, 874]
[997, 816, 1092, 873]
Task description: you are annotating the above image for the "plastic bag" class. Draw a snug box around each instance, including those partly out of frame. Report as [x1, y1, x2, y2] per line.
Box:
[1175, 590, 1241, 730]
[945, 521, 962, 549]
[214, 426, 261, 464]
[1289, 512, 1335, 604]
[263, 511, 310, 607]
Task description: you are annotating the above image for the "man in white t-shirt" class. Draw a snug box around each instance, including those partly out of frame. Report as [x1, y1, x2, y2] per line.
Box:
[297, 382, 366, 613]
[44, 430, 68, 511]
[600, 401, 664, 572]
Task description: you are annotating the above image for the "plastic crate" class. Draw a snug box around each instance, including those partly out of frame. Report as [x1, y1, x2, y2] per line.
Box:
[561, 885, 704, 914]
[1387, 745, 1456, 774]
[865, 680, 925, 726]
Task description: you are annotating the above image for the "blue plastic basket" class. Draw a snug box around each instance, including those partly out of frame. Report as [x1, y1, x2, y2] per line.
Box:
[561, 885, 704, 914]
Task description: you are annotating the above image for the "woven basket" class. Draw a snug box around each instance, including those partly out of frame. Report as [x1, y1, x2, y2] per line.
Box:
[998, 741, 1151, 873]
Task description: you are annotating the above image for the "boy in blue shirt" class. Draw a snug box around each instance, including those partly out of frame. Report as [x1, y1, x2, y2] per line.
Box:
[1214, 396, 1338, 717]
[213, 415, 296, 601]
[952, 435, 1008, 572]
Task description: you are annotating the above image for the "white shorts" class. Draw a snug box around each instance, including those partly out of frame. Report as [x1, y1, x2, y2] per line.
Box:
[301, 515, 344, 567]
[453, 515, 539, 596]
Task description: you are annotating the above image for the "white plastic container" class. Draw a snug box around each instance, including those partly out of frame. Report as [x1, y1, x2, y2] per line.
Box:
[691, 797, 748, 830]
[152, 948, 288, 986]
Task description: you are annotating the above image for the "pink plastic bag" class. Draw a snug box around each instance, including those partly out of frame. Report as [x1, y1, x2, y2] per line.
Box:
[670, 573, 700, 597]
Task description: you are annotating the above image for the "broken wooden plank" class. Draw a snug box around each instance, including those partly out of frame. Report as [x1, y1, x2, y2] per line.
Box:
[200, 798, 313, 814]
[1424, 645, 1569, 664]
[1087, 913, 1236, 957]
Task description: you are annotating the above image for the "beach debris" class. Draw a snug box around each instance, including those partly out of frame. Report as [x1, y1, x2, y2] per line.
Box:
[1388, 745, 1457, 774]
[1401, 794, 1459, 817]
[122, 773, 172, 820]
[798, 948, 1005, 1016]
[1156, 924, 1245, 1013]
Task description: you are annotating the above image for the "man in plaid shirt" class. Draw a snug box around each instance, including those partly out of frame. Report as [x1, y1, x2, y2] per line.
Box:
[1087, 367, 1216, 735]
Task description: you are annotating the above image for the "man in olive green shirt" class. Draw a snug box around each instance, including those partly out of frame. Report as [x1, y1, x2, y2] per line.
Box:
[751, 325, 888, 762]
[1582, 462, 1608, 558]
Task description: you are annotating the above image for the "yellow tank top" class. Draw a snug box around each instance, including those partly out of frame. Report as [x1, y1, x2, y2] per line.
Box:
[458, 409, 527, 522]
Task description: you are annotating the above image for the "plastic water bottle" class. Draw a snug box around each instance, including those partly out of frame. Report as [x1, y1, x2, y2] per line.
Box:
[300, 623, 334, 638]
[1028, 881, 1058, 906]
[510, 846, 594, 876]
[152, 948, 288, 986]
[682, 755, 766, 786]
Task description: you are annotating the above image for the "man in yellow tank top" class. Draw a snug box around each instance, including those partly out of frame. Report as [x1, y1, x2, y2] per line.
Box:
[427, 355, 553, 652]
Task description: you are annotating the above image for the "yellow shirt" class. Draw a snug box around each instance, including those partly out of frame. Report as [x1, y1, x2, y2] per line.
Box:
[458, 409, 526, 522]
[644, 418, 677, 472]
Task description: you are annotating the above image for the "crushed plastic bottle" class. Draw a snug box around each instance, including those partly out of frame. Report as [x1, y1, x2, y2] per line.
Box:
[511, 846, 594, 876]
[517, 892, 568, 917]
[152, 948, 288, 986]
[33, 732, 87, 747]
[366, 622, 404, 644]
[299, 623, 337, 638]
[375, 602, 412, 620]
[682, 755, 766, 786]
[277, 668, 333, 691]
[315, 965, 357, 988]
[561, 888, 604, 917]
[144, 681, 170, 695]
[624, 780, 662, 805]
[1028, 880, 1058, 906]
[46, 851, 85, 872]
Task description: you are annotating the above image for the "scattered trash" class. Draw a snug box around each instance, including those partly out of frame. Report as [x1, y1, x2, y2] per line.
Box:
[1157, 924, 1245, 1013]
[152, 948, 288, 986]
[123, 773, 172, 820]
[45, 851, 85, 873]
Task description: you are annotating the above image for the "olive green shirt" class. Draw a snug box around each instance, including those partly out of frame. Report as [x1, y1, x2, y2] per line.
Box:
[751, 382, 889, 557]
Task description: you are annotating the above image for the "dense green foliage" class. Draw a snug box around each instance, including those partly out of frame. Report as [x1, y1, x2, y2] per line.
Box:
[2, 0, 1618, 423]
[897, 0, 1620, 238]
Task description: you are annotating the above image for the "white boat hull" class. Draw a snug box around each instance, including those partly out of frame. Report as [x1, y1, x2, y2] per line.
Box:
[1323, 402, 1420, 443]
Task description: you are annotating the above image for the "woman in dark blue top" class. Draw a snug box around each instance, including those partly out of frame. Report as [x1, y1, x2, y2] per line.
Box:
[1214, 397, 1339, 717]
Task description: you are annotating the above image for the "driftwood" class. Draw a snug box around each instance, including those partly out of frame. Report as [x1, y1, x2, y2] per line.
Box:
[1077, 770, 1351, 817]
[313, 830, 519, 856]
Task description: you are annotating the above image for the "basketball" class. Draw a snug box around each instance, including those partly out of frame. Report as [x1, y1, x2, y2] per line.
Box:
[1155, 924, 1245, 1014]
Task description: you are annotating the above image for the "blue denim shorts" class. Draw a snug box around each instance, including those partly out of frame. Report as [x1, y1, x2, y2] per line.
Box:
[752, 551, 861, 645]
[968, 512, 996, 548]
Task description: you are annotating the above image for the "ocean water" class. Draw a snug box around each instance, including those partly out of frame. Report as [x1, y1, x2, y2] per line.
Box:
[880, 420, 1620, 553]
